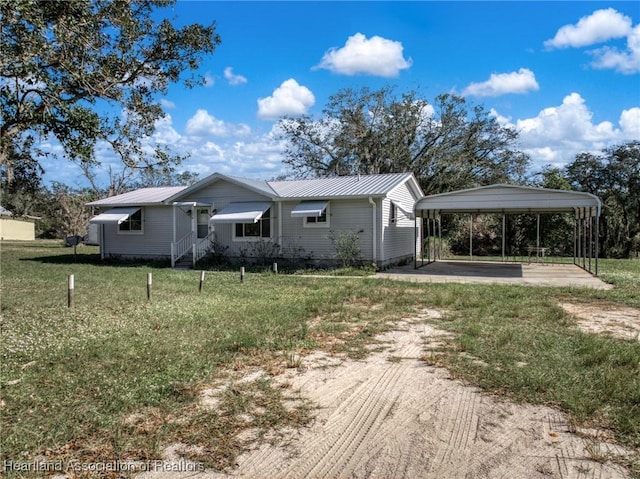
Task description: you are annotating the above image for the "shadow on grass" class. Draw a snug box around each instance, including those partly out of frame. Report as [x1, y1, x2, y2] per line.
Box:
[21, 253, 171, 269]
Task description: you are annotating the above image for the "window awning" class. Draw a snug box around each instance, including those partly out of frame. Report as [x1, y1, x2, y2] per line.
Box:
[291, 200, 329, 218]
[90, 207, 140, 224]
[391, 201, 415, 220]
[209, 202, 271, 224]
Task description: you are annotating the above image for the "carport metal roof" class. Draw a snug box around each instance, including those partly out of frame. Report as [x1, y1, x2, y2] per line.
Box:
[415, 184, 601, 215]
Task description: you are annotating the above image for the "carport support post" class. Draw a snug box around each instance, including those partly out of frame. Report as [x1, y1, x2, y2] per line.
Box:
[589, 215, 593, 273]
[413, 217, 418, 269]
[421, 210, 425, 267]
[426, 215, 431, 262]
[583, 214, 587, 269]
[595, 214, 599, 276]
[573, 213, 578, 264]
[502, 214, 506, 262]
[469, 214, 473, 260]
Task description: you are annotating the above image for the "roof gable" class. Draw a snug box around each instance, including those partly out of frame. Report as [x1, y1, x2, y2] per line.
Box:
[165, 173, 276, 203]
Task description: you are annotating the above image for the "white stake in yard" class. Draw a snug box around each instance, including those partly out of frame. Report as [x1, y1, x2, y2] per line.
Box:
[68, 274, 74, 308]
[199, 270, 205, 292]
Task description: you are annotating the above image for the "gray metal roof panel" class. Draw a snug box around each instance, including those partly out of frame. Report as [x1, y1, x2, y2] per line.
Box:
[86, 187, 187, 206]
[415, 184, 601, 214]
[268, 172, 414, 198]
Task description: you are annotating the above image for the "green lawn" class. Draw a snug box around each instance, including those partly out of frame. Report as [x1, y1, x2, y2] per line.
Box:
[1, 241, 639, 476]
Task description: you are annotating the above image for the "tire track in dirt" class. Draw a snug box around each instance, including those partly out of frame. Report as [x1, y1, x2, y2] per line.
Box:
[280, 364, 405, 479]
[138, 311, 634, 479]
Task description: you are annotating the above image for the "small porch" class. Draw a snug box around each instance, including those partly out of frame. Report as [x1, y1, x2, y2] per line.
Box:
[170, 202, 216, 268]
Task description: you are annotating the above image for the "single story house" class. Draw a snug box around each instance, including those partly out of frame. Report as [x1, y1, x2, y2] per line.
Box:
[87, 172, 423, 268]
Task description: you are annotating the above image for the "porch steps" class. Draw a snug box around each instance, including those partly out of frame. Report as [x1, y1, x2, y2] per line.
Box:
[173, 254, 194, 270]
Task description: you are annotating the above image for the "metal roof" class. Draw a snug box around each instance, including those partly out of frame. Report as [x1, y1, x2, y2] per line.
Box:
[415, 184, 601, 215]
[87, 172, 421, 207]
[87, 187, 186, 206]
[268, 172, 415, 199]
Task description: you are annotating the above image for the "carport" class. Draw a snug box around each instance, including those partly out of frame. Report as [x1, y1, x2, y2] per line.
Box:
[414, 184, 602, 275]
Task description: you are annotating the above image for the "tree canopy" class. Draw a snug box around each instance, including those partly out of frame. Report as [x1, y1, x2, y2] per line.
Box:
[0, 0, 219, 185]
[564, 141, 640, 258]
[278, 86, 530, 194]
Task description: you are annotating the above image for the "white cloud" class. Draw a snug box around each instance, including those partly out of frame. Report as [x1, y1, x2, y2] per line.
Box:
[544, 8, 632, 49]
[152, 114, 181, 145]
[589, 24, 640, 74]
[160, 99, 176, 109]
[544, 8, 639, 74]
[316, 33, 412, 77]
[620, 107, 640, 138]
[463, 68, 539, 97]
[185, 109, 251, 137]
[224, 67, 248, 85]
[204, 73, 215, 87]
[507, 92, 639, 168]
[516, 93, 616, 142]
[257, 79, 315, 120]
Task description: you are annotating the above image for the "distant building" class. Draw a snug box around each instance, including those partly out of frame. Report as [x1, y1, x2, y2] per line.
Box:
[0, 207, 35, 241]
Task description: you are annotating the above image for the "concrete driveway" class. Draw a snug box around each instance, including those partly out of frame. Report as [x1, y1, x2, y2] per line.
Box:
[376, 260, 612, 290]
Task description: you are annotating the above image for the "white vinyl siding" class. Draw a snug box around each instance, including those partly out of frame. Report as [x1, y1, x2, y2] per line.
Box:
[382, 182, 420, 264]
[101, 206, 173, 259]
[279, 199, 373, 262]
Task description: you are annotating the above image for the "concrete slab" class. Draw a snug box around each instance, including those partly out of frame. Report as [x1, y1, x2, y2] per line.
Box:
[376, 260, 613, 290]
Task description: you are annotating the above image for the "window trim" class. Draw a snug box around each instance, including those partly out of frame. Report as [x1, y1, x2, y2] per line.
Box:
[232, 207, 272, 241]
[390, 202, 397, 225]
[303, 203, 330, 228]
[117, 208, 144, 235]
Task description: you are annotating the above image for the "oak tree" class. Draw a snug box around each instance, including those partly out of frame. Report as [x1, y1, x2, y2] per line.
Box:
[278, 86, 529, 194]
[1, 0, 219, 185]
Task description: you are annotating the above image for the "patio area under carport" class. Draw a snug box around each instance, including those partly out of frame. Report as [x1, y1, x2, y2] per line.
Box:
[413, 184, 603, 275]
[377, 260, 612, 289]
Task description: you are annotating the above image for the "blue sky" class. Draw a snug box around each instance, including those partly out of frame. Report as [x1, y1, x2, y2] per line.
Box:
[43, 1, 640, 188]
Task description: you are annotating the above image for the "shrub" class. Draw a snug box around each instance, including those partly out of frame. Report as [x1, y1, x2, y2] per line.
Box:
[328, 229, 362, 268]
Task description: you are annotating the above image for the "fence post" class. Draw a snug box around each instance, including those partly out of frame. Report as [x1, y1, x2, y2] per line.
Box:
[273, 262, 278, 274]
[240, 266, 245, 283]
[147, 272, 152, 301]
[68, 274, 74, 308]
[199, 270, 205, 292]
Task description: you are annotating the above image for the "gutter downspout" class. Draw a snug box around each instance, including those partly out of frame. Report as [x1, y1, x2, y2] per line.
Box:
[278, 201, 282, 255]
[368, 197, 377, 265]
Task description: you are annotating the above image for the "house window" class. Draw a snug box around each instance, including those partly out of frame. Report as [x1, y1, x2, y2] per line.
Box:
[234, 208, 271, 239]
[390, 203, 397, 225]
[303, 204, 330, 228]
[118, 209, 143, 234]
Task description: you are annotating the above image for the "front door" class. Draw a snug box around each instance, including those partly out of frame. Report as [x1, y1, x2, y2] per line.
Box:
[196, 207, 210, 239]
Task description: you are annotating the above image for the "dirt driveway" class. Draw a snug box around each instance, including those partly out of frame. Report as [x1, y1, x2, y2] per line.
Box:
[140, 309, 634, 479]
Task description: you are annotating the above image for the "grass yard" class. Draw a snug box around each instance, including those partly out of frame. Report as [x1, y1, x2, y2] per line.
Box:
[1, 241, 639, 477]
